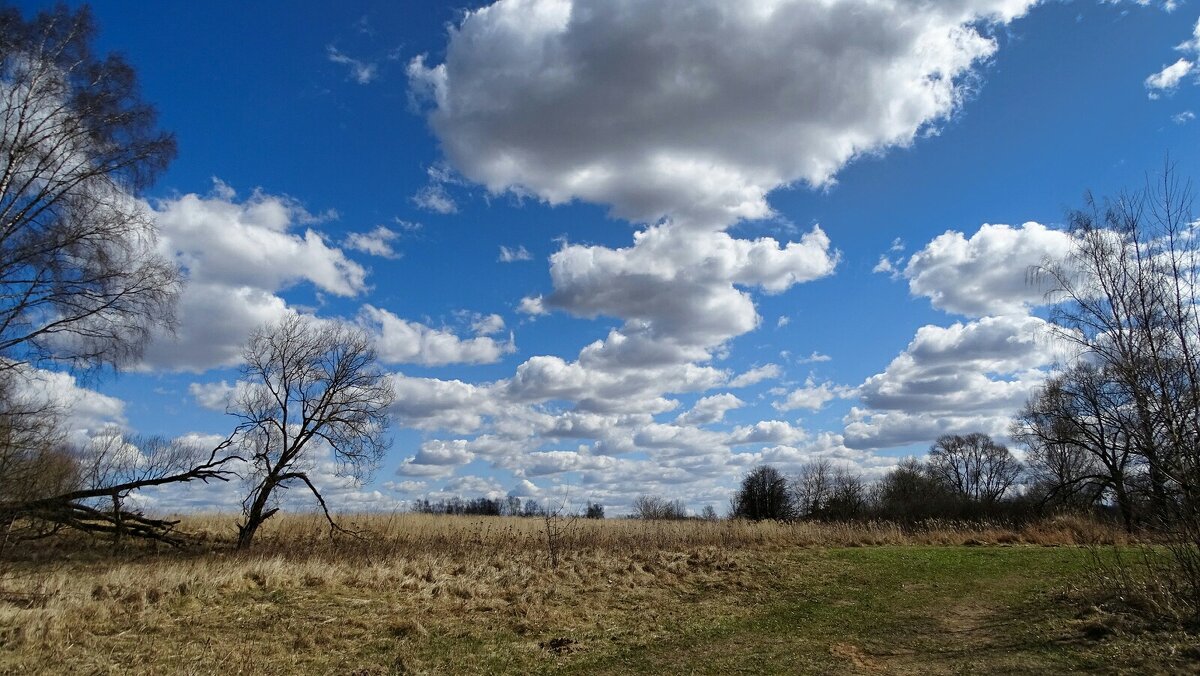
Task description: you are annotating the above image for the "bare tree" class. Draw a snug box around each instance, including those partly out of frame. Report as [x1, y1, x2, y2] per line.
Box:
[732, 465, 794, 521]
[1029, 164, 1200, 616]
[231, 315, 395, 549]
[792, 459, 833, 519]
[926, 433, 1023, 506]
[1012, 362, 1139, 528]
[631, 494, 688, 520]
[0, 430, 238, 546]
[0, 5, 180, 372]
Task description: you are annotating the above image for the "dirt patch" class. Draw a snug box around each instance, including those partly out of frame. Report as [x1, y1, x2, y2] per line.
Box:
[830, 641, 885, 673]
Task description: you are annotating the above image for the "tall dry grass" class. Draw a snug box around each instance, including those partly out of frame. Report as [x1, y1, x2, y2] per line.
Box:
[174, 511, 1130, 557]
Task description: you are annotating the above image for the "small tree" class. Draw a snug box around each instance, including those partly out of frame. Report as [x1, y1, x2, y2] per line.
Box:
[585, 501, 605, 519]
[732, 465, 794, 521]
[632, 495, 687, 520]
[231, 315, 394, 549]
[792, 459, 833, 519]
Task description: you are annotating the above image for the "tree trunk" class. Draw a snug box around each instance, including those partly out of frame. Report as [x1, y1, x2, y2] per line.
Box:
[237, 482, 278, 549]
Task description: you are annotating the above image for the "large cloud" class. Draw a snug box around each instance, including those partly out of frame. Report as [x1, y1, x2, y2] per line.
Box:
[140, 183, 368, 372]
[844, 315, 1067, 450]
[899, 222, 1074, 317]
[410, 0, 1037, 228]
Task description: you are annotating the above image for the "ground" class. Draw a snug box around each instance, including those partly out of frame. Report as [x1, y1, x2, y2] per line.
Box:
[0, 516, 1196, 674]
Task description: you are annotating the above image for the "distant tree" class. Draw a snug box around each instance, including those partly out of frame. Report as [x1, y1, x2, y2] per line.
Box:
[792, 459, 833, 519]
[585, 501, 605, 519]
[632, 495, 688, 520]
[873, 457, 952, 522]
[522, 499, 544, 518]
[926, 433, 1023, 506]
[732, 465, 794, 521]
[824, 466, 868, 521]
[503, 495, 522, 516]
[700, 505, 719, 521]
[231, 315, 394, 549]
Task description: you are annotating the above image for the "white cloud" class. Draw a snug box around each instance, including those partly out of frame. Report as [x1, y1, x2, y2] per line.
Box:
[545, 225, 838, 346]
[7, 366, 126, 446]
[345, 225, 401, 259]
[470, 313, 506, 336]
[139, 182, 369, 373]
[360, 305, 515, 366]
[412, 184, 458, 214]
[327, 45, 378, 84]
[774, 377, 852, 412]
[900, 222, 1075, 317]
[1173, 110, 1196, 124]
[675, 393, 745, 426]
[499, 245, 534, 262]
[1145, 58, 1195, 97]
[844, 315, 1068, 450]
[728, 363, 782, 388]
[410, 0, 1036, 229]
[517, 295, 548, 315]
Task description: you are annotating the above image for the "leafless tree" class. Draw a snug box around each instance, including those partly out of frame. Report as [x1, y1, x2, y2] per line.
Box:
[231, 315, 395, 549]
[631, 494, 688, 520]
[732, 465, 795, 521]
[0, 6, 232, 548]
[1029, 163, 1200, 615]
[1012, 362, 1139, 528]
[926, 433, 1023, 506]
[792, 459, 833, 519]
[0, 5, 180, 372]
[0, 430, 239, 546]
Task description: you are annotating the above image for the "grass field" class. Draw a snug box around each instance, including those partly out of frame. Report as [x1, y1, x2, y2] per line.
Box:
[0, 514, 1196, 674]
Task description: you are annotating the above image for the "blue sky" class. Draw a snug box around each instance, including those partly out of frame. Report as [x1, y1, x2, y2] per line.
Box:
[18, 0, 1200, 513]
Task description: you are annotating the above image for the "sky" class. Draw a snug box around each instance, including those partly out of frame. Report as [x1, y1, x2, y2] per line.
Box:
[14, 0, 1200, 515]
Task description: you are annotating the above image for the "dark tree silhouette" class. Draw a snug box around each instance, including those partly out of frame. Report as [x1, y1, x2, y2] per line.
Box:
[732, 465, 794, 521]
[232, 315, 394, 549]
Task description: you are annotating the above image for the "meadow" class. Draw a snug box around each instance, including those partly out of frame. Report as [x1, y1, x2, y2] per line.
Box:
[0, 514, 1195, 675]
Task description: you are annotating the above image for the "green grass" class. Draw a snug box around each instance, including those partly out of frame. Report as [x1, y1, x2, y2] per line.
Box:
[545, 547, 1194, 675]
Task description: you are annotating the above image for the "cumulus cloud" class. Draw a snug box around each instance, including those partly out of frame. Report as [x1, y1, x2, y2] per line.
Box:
[1145, 18, 1200, 98]
[900, 222, 1074, 317]
[774, 377, 853, 412]
[675, 393, 745, 426]
[545, 225, 838, 345]
[729, 364, 782, 388]
[360, 305, 515, 366]
[1146, 58, 1195, 97]
[410, 0, 1036, 229]
[844, 315, 1069, 450]
[7, 366, 126, 445]
[141, 182, 367, 372]
[345, 225, 401, 258]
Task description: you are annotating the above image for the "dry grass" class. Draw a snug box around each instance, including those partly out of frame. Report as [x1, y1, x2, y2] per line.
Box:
[178, 511, 1131, 555]
[0, 513, 1142, 674]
